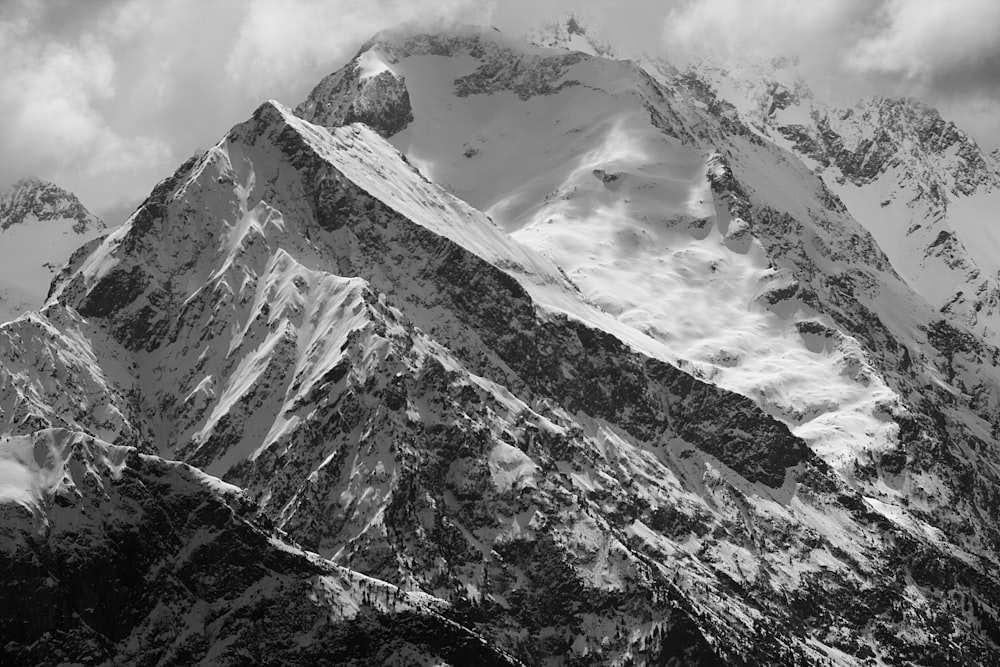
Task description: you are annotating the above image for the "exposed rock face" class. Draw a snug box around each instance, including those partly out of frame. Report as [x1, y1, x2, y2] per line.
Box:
[525, 14, 620, 59]
[802, 97, 996, 199]
[32, 100, 805, 663]
[298, 27, 591, 134]
[0, 429, 523, 666]
[295, 26, 1000, 663]
[0, 177, 103, 234]
[678, 54, 1000, 353]
[297, 53, 414, 137]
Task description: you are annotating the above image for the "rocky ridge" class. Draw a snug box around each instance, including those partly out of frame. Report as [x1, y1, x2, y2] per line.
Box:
[295, 23, 1000, 662]
[0, 177, 103, 234]
[672, 52, 1000, 343]
[0, 429, 522, 666]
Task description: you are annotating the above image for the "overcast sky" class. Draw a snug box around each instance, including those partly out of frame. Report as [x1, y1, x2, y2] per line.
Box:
[2, 0, 998, 224]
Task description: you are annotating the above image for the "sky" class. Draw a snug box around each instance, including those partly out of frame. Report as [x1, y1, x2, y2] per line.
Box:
[1, 0, 997, 224]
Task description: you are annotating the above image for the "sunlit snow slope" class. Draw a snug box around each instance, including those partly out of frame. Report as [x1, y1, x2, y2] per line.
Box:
[679, 52, 1000, 342]
[300, 27, 907, 470]
[295, 25, 1000, 662]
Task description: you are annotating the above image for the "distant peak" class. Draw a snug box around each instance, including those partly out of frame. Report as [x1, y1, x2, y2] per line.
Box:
[0, 177, 104, 233]
[525, 14, 618, 58]
[12, 175, 44, 189]
[358, 22, 503, 56]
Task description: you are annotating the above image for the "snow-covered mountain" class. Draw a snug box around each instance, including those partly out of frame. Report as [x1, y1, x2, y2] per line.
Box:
[0, 178, 107, 322]
[527, 15, 1000, 340]
[671, 50, 1000, 344]
[3, 19, 1000, 666]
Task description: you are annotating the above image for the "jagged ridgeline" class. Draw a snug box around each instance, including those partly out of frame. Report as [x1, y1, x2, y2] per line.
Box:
[2, 19, 1000, 666]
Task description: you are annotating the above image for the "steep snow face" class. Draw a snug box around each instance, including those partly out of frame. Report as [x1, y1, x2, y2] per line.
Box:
[293, 27, 1000, 662]
[0, 177, 101, 232]
[0, 307, 141, 444]
[0, 179, 107, 322]
[52, 98, 811, 504]
[525, 14, 619, 58]
[299, 28, 907, 473]
[681, 56, 1000, 341]
[815, 100, 1000, 338]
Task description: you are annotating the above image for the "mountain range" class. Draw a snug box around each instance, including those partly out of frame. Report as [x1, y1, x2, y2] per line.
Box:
[2, 17, 1000, 666]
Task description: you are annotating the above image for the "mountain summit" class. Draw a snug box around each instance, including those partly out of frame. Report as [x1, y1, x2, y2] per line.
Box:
[0, 177, 102, 233]
[0, 178, 106, 322]
[2, 22, 1000, 666]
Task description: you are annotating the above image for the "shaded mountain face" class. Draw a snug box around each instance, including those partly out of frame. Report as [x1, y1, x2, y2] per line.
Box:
[0, 429, 523, 666]
[0, 178, 107, 322]
[3, 21, 1000, 666]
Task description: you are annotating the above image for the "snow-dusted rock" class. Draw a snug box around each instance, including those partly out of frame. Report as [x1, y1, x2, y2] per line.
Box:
[0, 428, 522, 666]
[0, 178, 107, 322]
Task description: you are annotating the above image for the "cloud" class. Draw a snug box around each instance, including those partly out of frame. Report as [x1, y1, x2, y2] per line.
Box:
[661, 0, 1000, 96]
[846, 0, 1000, 81]
[225, 0, 490, 97]
[660, 0, 1000, 145]
[663, 0, 870, 64]
[0, 1, 171, 185]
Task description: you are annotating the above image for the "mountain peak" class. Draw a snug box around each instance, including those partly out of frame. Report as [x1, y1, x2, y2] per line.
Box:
[0, 177, 104, 234]
[297, 24, 610, 139]
[0, 178, 108, 321]
[525, 14, 619, 58]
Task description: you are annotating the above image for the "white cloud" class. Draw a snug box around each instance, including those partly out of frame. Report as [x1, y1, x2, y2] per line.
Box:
[663, 0, 869, 64]
[659, 0, 999, 145]
[0, 2, 171, 184]
[845, 0, 1000, 80]
[662, 0, 1000, 85]
[225, 0, 490, 96]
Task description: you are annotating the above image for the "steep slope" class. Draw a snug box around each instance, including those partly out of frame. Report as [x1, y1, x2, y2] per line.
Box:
[0, 178, 107, 322]
[0, 428, 522, 666]
[34, 98, 814, 663]
[679, 55, 1000, 341]
[525, 14, 619, 59]
[296, 25, 1000, 663]
[297, 26, 906, 472]
[528, 17, 1000, 341]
